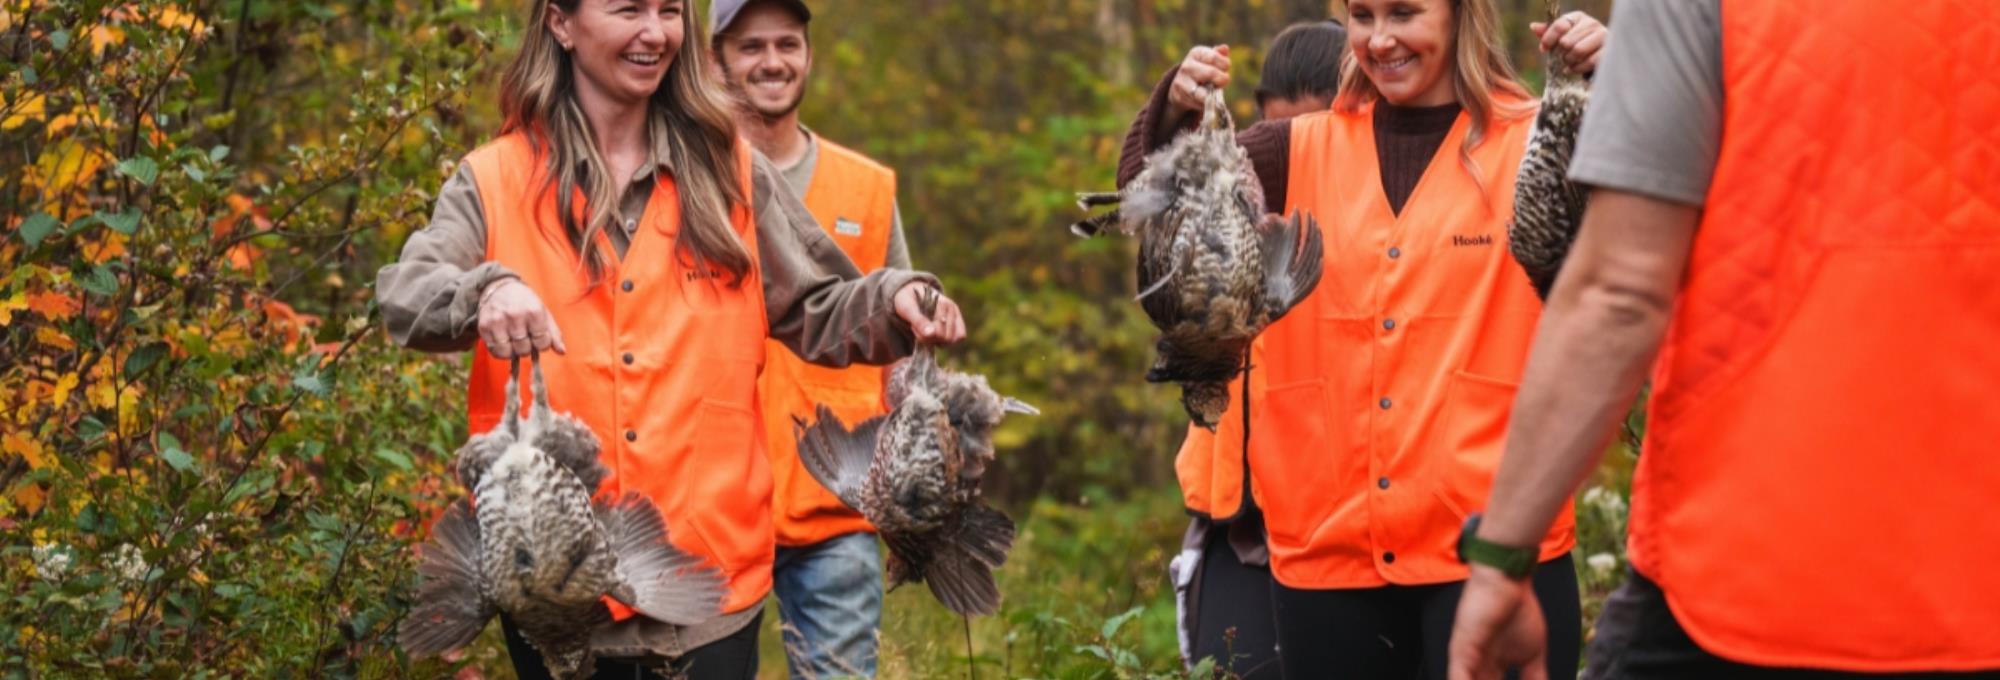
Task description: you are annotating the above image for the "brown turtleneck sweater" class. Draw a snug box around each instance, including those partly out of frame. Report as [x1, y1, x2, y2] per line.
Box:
[1117, 65, 1459, 217]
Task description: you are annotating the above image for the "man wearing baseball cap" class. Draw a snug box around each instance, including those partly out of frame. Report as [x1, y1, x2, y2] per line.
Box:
[711, 2, 911, 678]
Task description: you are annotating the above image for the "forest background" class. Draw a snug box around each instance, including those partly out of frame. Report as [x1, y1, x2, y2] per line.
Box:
[0, 0, 1623, 677]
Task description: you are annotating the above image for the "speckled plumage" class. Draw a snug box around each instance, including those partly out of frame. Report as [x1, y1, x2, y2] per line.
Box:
[399, 355, 726, 679]
[793, 292, 1035, 616]
[1510, 0, 1594, 300]
[1072, 87, 1324, 429]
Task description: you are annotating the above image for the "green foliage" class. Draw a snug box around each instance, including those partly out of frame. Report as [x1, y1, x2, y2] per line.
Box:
[0, 0, 504, 675]
[1, 0, 1635, 676]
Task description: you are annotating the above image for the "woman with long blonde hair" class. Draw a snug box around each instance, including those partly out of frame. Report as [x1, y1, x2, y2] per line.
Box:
[1117, 0, 1604, 676]
[377, 1, 965, 677]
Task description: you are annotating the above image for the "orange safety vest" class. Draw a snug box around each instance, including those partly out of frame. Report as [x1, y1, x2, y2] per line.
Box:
[1628, 2, 2000, 670]
[462, 132, 773, 614]
[759, 138, 898, 547]
[1202, 97, 1573, 589]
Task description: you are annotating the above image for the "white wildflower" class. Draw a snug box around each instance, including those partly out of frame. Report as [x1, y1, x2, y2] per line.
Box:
[1582, 486, 1627, 516]
[1586, 552, 1619, 578]
[32, 543, 73, 580]
[109, 543, 150, 583]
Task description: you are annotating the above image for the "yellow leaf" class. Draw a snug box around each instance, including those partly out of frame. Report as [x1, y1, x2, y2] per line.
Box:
[49, 373, 78, 405]
[34, 139, 110, 197]
[3, 431, 47, 469]
[86, 381, 115, 410]
[153, 6, 202, 32]
[36, 326, 75, 351]
[89, 25, 124, 56]
[0, 293, 25, 326]
[2, 92, 44, 131]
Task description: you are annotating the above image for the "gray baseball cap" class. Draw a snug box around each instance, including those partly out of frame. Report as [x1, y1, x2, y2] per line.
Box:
[709, 0, 811, 39]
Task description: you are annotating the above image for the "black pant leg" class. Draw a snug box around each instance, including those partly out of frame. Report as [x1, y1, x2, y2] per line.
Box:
[1415, 555, 1581, 680]
[1190, 529, 1282, 679]
[668, 610, 762, 680]
[1272, 581, 1423, 679]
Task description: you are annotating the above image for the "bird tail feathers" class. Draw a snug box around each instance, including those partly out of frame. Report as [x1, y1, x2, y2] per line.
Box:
[923, 504, 1016, 617]
[398, 500, 494, 657]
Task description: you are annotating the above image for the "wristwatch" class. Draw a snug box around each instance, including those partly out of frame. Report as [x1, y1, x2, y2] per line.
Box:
[1457, 513, 1537, 580]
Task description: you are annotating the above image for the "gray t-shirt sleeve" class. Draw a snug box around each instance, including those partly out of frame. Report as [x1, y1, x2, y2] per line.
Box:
[1567, 0, 1725, 207]
[885, 200, 911, 269]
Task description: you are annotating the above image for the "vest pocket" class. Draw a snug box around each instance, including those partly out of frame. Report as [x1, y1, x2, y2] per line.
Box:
[683, 397, 772, 578]
[1248, 379, 1330, 546]
[1432, 370, 1519, 520]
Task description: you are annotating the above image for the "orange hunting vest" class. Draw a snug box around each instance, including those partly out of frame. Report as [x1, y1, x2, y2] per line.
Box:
[1201, 98, 1573, 589]
[462, 132, 773, 614]
[1627, 2, 2000, 670]
[759, 138, 898, 547]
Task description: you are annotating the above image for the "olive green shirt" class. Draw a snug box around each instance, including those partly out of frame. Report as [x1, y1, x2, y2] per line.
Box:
[374, 144, 933, 657]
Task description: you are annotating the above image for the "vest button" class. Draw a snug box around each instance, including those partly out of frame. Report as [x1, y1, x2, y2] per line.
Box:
[1383, 318, 1396, 331]
[621, 280, 634, 292]
[622, 353, 634, 365]
[625, 430, 637, 442]
[1382, 551, 1396, 564]
[1388, 247, 1402, 259]
[1377, 476, 1390, 490]
[1379, 397, 1393, 410]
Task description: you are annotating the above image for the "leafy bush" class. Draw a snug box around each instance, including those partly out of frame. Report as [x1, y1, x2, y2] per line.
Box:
[0, 0, 502, 675]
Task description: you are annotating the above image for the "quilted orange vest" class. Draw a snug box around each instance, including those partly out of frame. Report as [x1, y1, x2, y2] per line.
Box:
[758, 137, 898, 547]
[1219, 97, 1573, 589]
[1627, 1, 2000, 670]
[463, 132, 773, 614]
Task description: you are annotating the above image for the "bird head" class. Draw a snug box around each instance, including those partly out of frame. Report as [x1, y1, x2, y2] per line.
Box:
[1182, 381, 1231, 432]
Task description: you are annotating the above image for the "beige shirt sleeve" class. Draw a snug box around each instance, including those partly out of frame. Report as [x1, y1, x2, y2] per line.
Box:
[750, 151, 935, 367]
[374, 164, 519, 353]
[375, 153, 935, 367]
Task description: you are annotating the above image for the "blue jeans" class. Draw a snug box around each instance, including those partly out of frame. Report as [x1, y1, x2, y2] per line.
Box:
[772, 531, 883, 679]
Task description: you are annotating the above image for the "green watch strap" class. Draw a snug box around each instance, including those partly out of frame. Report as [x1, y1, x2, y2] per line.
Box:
[1458, 514, 1538, 579]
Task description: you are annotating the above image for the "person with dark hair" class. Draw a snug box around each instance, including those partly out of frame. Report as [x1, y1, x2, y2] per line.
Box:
[1161, 17, 1343, 680]
[1255, 20, 1347, 121]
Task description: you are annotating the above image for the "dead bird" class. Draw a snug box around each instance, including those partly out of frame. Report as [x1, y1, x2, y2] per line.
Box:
[792, 288, 1036, 616]
[1071, 85, 1324, 430]
[398, 353, 727, 679]
[1509, 0, 1594, 300]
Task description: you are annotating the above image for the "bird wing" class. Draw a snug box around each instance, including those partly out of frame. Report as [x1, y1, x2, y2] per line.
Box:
[398, 499, 494, 657]
[921, 504, 1017, 617]
[1256, 211, 1326, 327]
[1135, 209, 1189, 329]
[595, 492, 727, 626]
[792, 404, 886, 510]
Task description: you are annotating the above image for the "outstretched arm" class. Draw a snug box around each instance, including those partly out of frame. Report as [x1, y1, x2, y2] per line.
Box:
[754, 152, 964, 367]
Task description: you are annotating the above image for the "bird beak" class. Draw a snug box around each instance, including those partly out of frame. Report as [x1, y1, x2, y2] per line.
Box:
[1001, 397, 1040, 416]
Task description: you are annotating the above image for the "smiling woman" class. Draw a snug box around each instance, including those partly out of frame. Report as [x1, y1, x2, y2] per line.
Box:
[1120, 0, 1608, 677]
[375, 0, 971, 677]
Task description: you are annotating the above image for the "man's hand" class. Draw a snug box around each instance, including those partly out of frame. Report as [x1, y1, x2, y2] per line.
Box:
[477, 278, 566, 359]
[892, 282, 966, 345]
[1449, 564, 1549, 680]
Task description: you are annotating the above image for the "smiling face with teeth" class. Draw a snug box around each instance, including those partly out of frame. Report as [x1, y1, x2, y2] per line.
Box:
[547, 0, 686, 108]
[1346, 0, 1457, 107]
[715, 2, 811, 121]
